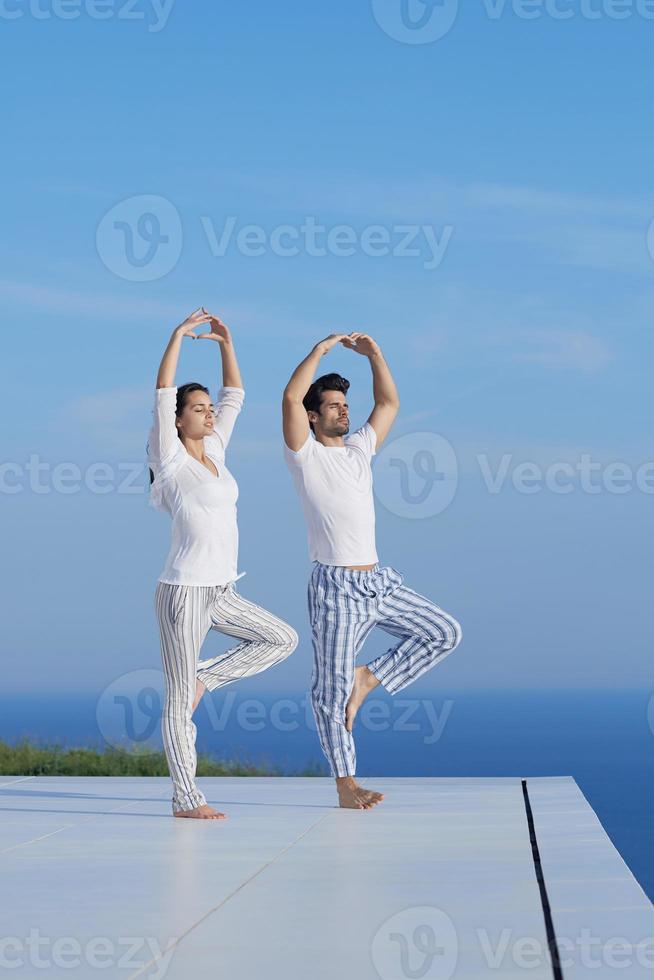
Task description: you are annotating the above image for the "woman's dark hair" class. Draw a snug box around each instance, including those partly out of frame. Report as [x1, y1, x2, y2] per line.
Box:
[302, 372, 350, 433]
[149, 382, 210, 485]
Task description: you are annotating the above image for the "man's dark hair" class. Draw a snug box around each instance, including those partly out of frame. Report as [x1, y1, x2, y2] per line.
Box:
[303, 373, 350, 433]
[148, 382, 210, 485]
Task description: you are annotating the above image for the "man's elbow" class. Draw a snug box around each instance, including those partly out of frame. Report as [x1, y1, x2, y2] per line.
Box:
[377, 396, 400, 410]
[283, 388, 303, 405]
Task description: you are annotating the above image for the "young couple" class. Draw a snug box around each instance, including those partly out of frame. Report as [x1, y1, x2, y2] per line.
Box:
[147, 307, 463, 820]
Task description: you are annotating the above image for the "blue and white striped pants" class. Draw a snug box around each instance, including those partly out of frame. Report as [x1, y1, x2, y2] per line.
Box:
[307, 562, 463, 778]
[155, 581, 298, 813]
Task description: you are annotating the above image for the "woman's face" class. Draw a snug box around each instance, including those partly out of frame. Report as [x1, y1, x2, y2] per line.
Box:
[176, 391, 216, 440]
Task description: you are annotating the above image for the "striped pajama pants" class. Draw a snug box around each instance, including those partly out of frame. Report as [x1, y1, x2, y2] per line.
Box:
[307, 562, 463, 778]
[155, 580, 298, 814]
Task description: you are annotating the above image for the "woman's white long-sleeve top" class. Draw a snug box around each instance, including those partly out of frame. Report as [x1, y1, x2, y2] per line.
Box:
[147, 385, 246, 587]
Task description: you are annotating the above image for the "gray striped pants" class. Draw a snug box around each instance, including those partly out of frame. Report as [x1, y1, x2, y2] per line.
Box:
[307, 562, 463, 778]
[155, 580, 298, 813]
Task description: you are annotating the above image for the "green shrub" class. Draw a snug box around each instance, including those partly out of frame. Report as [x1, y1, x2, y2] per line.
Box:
[0, 739, 323, 777]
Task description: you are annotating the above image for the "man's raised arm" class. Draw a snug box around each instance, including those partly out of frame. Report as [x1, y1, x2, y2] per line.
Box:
[342, 333, 400, 448]
[282, 333, 348, 451]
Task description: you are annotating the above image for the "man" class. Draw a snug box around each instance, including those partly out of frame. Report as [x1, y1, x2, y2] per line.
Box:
[282, 332, 463, 810]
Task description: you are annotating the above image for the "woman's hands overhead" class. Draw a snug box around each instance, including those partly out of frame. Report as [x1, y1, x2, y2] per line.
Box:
[194, 312, 232, 345]
[174, 307, 212, 339]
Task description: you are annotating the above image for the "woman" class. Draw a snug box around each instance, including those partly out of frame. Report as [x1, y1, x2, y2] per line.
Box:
[147, 307, 298, 820]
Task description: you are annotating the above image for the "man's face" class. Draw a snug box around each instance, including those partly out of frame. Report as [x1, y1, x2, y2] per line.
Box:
[312, 389, 349, 437]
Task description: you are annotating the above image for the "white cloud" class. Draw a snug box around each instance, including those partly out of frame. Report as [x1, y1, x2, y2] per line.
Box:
[59, 386, 154, 454]
[511, 328, 613, 373]
[187, 167, 654, 223]
[407, 330, 448, 356]
[0, 279, 263, 325]
[0, 279, 183, 319]
[466, 182, 649, 220]
[185, 170, 654, 277]
[399, 286, 614, 377]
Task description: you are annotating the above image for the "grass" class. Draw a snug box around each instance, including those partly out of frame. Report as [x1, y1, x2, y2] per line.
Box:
[0, 739, 324, 777]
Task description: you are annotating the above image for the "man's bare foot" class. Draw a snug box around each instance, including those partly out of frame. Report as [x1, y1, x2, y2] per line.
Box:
[174, 803, 227, 820]
[192, 678, 206, 714]
[345, 665, 380, 733]
[336, 776, 384, 809]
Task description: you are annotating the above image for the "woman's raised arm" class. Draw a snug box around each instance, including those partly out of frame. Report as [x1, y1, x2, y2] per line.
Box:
[193, 311, 243, 390]
[194, 312, 245, 453]
[149, 308, 213, 470]
[156, 307, 212, 388]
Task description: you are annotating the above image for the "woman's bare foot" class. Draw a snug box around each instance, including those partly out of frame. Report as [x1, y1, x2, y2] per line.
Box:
[174, 803, 227, 820]
[192, 678, 206, 713]
[336, 776, 384, 809]
[345, 665, 380, 732]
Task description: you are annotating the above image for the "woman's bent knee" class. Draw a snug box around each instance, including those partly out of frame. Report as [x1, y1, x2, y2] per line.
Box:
[277, 625, 299, 659]
[448, 617, 463, 651]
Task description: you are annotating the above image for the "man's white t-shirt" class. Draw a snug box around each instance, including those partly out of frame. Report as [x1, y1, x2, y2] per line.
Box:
[283, 422, 378, 566]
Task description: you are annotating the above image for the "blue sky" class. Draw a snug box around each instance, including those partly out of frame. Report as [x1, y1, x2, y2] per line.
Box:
[2, 0, 653, 698]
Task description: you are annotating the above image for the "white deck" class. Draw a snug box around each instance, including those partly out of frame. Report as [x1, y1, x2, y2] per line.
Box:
[0, 775, 651, 979]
